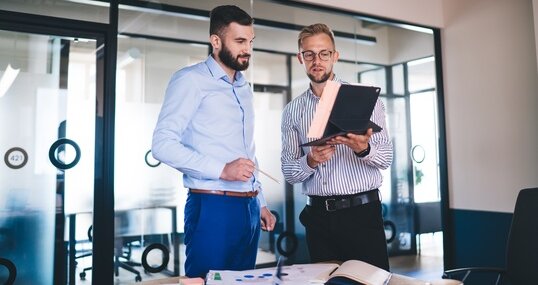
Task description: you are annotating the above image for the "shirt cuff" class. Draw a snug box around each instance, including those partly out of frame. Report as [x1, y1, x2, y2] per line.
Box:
[361, 143, 377, 160]
[354, 143, 371, 158]
[300, 154, 316, 174]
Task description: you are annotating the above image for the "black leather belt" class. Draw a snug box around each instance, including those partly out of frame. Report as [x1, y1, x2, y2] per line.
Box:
[306, 189, 380, 212]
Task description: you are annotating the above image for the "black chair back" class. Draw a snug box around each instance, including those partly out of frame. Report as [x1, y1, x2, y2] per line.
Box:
[506, 187, 538, 284]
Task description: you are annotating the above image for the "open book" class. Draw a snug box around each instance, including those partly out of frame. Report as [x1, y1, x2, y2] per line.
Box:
[319, 260, 392, 285]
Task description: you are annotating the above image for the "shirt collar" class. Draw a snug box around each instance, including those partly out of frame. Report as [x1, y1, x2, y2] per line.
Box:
[205, 55, 246, 86]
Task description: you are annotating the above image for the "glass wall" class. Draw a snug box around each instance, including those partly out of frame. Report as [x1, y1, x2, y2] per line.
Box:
[408, 57, 439, 203]
[0, 0, 445, 283]
[114, 36, 209, 281]
[0, 0, 109, 23]
[0, 29, 99, 284]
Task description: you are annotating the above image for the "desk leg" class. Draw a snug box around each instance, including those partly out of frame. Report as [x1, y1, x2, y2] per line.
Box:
[68, 214, 76, 285]
[171, 207, 180, 276]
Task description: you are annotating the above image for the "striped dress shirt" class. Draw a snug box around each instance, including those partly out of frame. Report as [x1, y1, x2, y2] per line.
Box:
[280, 78, 393, 196]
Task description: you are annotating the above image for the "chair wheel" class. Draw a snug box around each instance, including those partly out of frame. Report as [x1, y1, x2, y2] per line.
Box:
[135, 275, 142, 282]
[79, 272, 86, 280]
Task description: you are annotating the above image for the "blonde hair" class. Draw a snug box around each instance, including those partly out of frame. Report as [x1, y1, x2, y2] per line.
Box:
[297, 23, 335, 50]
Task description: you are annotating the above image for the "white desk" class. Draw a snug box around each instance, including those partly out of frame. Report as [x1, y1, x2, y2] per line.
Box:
[138, 274, 462, 285]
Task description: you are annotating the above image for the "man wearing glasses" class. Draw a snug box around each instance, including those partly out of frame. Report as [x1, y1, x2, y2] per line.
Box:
[280, 23, 393, 270]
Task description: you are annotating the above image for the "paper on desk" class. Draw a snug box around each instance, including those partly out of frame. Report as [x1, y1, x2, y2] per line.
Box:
[307, 81, 341, 139]
[206, 263, 339, 285]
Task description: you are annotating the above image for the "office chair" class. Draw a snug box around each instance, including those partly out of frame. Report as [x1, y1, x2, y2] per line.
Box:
[76, 225, 93, 279]
[443, 187, 538, 285]
[78, 225, 143, 282]
[114, 236, 143, 282]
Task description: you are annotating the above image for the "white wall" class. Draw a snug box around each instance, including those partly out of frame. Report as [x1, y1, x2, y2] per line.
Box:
[442, 0, 538, 212]
[535, 0, 538, 69]
[303, 0, 538, 213]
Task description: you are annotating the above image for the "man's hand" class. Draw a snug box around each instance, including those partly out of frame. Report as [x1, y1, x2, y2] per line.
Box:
[220, 158, 255, 182]
[260, 206, 276, 231]
[307, 144, 336, 168]
[329, 128, 373, 153]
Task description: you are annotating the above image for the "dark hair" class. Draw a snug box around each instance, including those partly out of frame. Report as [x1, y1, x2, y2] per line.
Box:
[209, 5, 253, 37]
[298, 23, 335, 50]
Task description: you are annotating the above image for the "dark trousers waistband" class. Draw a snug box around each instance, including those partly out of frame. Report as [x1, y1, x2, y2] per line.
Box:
[189, 189, 258, 198]
[306, 189, 380, 212]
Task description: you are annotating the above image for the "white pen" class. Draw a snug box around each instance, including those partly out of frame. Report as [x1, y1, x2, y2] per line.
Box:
[383, 273, 393, 285]
[256, 167, 280, 184]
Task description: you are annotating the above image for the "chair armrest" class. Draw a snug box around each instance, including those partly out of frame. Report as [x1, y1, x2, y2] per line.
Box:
[443, 267, 506, 285]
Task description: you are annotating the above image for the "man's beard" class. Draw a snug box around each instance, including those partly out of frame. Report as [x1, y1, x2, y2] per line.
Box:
[219, 43, 250, 71]
[307, 70, 332, 84]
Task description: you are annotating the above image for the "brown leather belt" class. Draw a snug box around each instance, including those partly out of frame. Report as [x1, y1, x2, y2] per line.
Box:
[306, 189, 380, 212]
[189, 189, 259, 198]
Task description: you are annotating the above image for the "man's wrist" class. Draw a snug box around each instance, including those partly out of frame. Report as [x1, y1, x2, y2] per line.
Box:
[355, 143, 370, 157]
[307, 153, 318, 168]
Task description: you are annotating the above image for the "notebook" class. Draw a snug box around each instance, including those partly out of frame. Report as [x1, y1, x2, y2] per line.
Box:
[301, 81, 382, 147]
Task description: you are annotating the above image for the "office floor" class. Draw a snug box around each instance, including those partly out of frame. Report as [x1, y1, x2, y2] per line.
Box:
[74, 232, 444, 284]
[390, 232, 444, 281]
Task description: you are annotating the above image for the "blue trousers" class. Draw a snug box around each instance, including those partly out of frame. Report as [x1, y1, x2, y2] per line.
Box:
[184, 192, 261, 278]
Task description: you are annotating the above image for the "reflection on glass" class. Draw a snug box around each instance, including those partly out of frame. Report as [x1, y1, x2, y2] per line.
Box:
[392, 64, 405, 95]
[408, 57, 435, 93]
[0, 30, 97, 284]
[2, 0, 445, 281]
[114, 37, 209, 280]
[0, 0, 110, 23]
[244, 51, 287, 85]
[359, 67, 386, 91]
[410, 92, 440, 203]
[253, 90, 286, 265]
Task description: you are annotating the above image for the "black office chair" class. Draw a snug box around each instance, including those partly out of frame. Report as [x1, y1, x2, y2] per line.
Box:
[76, 225, 93, 279]
[443, 187, 538, 285]
[114, 236, 143, 282]
[78, 225, 143, 282]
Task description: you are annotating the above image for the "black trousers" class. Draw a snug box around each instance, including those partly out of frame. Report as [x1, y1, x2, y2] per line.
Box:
[299, 199, 390, 271]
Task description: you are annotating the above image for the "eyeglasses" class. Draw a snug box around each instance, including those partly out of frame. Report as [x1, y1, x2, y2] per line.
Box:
[301, 50, 334, 61]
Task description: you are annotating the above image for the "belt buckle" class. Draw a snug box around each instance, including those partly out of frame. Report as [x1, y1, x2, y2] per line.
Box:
[325, 199, 337, 212]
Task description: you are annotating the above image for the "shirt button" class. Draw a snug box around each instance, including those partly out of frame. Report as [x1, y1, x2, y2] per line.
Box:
[321, 164, 326, 167]
[323, 182, 327, 185]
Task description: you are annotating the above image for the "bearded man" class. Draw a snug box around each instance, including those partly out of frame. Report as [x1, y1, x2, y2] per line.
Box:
[152, 5, 275, 278]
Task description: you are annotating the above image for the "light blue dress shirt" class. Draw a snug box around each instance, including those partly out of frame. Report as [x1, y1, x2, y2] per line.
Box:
[152, 55, 266, 206]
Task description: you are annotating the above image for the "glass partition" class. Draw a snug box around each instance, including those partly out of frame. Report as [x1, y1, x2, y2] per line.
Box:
[408, 57, 440, 203]
[0, 29, 99, 285]
[0, 0, 109, 23]
[114, 35, 209, 282]
[1, 0, 445, 282]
